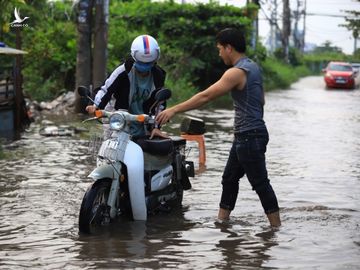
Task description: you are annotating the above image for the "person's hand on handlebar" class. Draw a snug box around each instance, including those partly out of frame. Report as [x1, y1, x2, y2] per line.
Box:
[85, 105, 97, 114]
[155, 107, 176, 126]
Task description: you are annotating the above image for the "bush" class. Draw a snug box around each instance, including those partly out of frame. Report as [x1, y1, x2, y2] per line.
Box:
[21, 2, 76, 101]
[273, 47, 303, 66]
[303, 51, 360, 74]
[1, 1, 76, 101]
[262, 57, 310, 90]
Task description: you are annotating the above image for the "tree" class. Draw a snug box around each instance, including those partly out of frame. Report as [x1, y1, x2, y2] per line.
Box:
[342, 0, 360, 54]
[314, 41, 342, 54]
[74, 0, 109, 113]
[74, 0, 92, 113]
[92, 0, 109, 91]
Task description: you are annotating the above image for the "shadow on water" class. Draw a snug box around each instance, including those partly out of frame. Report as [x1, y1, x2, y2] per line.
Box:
[76, 209, 198, 269]
[76, 212, 281, 269]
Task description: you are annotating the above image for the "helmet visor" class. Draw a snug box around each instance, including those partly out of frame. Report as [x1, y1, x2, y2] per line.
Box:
[134, 61, 154, 73]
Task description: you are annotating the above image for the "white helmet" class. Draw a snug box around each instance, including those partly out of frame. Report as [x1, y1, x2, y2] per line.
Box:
[131, 35, 160, 63]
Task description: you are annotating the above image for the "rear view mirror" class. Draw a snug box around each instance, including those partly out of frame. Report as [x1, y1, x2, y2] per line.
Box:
[78, 86, 89, 97]
[77, 85, 98, 106]
[155, 88, 172, 102]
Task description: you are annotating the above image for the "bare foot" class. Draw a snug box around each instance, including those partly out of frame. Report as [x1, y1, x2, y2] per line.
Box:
[217, 208, 231, 220]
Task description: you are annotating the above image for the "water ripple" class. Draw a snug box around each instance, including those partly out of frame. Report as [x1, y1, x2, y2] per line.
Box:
[0, 77, 360, 269]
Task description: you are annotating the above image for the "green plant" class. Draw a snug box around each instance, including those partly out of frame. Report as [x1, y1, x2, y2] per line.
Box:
[302, 50, 360, 74]
[261, 57, 310, 90]
[21, 2, 76, 101]
[273, 47, 303, 66]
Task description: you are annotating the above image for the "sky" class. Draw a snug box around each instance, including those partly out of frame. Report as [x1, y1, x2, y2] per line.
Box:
[172, 0, 360, 55]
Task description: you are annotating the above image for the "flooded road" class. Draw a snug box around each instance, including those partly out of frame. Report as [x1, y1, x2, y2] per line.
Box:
[0, 76, 359, 269]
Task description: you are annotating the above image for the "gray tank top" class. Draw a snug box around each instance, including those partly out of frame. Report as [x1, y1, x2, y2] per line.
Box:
[231, 57, 266, 134]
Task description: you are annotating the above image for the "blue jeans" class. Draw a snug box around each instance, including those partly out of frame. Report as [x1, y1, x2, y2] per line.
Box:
[219, 128, 279, 214]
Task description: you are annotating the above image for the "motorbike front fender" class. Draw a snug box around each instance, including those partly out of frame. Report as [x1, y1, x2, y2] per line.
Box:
[88, 163, 116, 180]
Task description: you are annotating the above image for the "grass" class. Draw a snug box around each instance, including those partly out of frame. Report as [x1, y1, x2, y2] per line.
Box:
[262, 58, 311, 91]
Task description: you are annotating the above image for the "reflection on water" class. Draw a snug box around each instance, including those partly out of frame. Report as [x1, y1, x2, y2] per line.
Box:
[0, 77, 359, 269]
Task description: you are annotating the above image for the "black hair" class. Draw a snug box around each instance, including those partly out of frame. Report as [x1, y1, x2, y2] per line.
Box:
[215, 28, 246, 53]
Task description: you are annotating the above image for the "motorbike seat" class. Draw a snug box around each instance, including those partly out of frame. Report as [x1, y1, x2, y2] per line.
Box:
[135, 137, 174, 156]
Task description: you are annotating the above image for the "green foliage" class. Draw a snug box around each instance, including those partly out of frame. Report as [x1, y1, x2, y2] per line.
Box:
[1, 0, 76, 101]
[21, 1, 76, 101]
[110, 0, 255, 89]
[0, 0, 26, 32]
[273, 47, 303, 66]
[107, 20, 144, 71]
[313, 40, 343, 54]
[354, 48, 360, 59]
[303, 49, 360, 74]
[165, 75, 198, 106]
[1, 0, 318, 105]
[342, 8, 360, 40]
[247, 43, 267, 63]
[261, 57, 310, 90]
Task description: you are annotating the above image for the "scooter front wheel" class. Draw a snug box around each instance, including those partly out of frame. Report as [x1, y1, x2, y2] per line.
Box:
[78, 178, 112, 234]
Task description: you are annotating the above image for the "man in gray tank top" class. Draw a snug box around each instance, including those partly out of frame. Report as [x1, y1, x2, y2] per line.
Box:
[156, 28, 281, 227]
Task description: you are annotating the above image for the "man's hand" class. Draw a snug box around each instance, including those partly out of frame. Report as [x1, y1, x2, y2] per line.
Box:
[155, 108, 176, 126]
[150, 128, 170, 139]
[85, 105, 97, 114]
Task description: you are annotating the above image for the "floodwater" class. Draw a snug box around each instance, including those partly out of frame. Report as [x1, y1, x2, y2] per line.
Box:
[0, 76, 359, 269]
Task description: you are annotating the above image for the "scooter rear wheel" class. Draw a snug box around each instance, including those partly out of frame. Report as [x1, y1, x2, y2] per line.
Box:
[78, 178, 112, 234]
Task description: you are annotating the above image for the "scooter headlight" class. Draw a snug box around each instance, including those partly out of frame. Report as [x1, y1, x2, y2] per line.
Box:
[109, 113, 125, 130]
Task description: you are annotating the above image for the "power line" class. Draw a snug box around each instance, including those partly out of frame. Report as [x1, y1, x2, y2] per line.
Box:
[306, 12, 351, 18]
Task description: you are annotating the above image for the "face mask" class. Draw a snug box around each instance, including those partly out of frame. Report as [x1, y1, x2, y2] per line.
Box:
[134, 61, 154, 73]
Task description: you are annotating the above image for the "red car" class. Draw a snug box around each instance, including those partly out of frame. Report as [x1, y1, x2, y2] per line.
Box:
[323, 61, 357, 89]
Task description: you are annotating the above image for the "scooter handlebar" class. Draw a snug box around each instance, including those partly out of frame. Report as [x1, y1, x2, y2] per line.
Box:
[93, 110, 154, 123]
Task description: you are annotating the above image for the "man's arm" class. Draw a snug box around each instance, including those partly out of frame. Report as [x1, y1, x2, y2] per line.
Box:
[156, 67, 246, 125]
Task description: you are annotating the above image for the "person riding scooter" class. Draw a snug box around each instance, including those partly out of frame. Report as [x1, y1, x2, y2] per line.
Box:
[86, 34, 168, 139]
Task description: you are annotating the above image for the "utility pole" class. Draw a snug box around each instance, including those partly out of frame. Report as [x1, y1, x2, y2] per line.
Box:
[251, 0, 260, 49]
[282, 0, 291, 62]
[353, 30, 358, 53]
[92, 0, 109, 92]
[302, 0, 307, 53]
[14, 27, 24, 139]
[293, 0, 306, 52]
[74, 0, 92, 113]
[270, 0, 278, 53]
[74, 0, 109, 113]
[293, 0, 300, 50]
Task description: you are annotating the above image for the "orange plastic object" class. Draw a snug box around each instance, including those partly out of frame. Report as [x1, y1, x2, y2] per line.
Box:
[95, 110, 103, 118]
[136, 114, 146, 122]
[181, 134, 206, 165]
